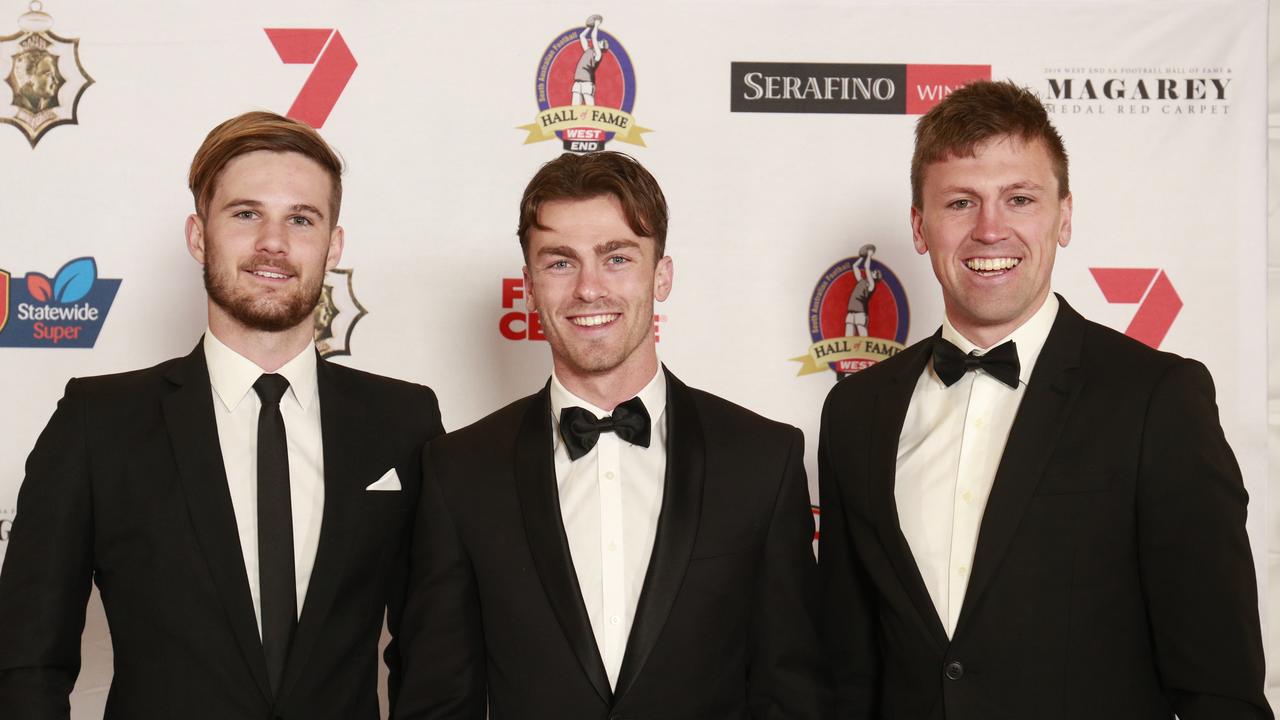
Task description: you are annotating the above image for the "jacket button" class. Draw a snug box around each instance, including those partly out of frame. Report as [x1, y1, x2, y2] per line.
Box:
[944, 660, 964, 680]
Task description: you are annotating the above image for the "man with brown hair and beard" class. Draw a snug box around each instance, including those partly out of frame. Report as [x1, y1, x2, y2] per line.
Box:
[0, 111, 443, 719]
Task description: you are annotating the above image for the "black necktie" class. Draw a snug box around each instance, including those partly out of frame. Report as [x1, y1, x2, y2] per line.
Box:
[559, 396, 651, 461]
[931, 338, 1021, 389]
[253, 373, 296, 698]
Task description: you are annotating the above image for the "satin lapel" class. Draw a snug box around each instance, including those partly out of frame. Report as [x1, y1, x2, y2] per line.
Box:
[278, 356, 366, 701]
[953, 299, 1085, 639]
[865, 338, 950, 651]
[514, 385, 613, 704]
[162, 343, 273, 703]
[613, 368, 705, 700]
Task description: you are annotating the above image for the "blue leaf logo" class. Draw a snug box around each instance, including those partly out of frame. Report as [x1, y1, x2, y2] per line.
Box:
[52, 257, 97, 304]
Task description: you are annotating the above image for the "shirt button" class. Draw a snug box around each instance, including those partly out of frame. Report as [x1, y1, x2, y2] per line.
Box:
[608, 542, 617, 552]
[604, 471, 615, 480]
[957, 565, 968, 577]
[609, 615, 620, 625]
[961, 490, 973, 504]
[973, 417, 986, 429]
[944, 660, 964, 680]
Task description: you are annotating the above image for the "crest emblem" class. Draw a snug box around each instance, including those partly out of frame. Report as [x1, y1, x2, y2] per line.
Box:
[0, 2, 93, 147]
[791, 244, 911, 380]
[313, 268, 367, 359]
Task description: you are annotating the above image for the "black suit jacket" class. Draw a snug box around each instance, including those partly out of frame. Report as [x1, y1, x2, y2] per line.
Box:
[818, 296, 1271, 719]
[394, 368, 831, 720]
[0, 343, 444, 719]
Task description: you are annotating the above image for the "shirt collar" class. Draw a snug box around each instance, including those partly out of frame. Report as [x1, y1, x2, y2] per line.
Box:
[203, 329, 319, 412]
[940, 293, 1059, 387]
[549, 366, 668, 453]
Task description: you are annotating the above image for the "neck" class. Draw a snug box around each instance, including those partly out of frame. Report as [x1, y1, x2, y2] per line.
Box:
[554, 349, 659, 412]
[208, 306, 313, 372]
[947, 291, 1050, 350]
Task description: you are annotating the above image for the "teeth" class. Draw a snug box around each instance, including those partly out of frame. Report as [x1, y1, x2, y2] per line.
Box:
[570, 314, 619, 327]
[965, 257, 1020, 272]
[253, 271, 288, 279]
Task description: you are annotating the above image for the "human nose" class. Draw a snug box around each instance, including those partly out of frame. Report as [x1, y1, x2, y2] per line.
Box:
[971, 202, 1008, 243]
[255, 218, 289, 254]
[573, 264, 607, 303]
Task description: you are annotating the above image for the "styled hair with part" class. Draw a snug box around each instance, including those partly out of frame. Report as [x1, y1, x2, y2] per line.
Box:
[911, 80, 1069, 208]
[518, 151, 669, 260]
[188, 111, 344, 221]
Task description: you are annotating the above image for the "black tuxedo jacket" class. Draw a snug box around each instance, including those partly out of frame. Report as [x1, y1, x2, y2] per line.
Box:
[818, 297, 1271, 719]
[394, 368, 831, 720]
[0, 343, 443, 719]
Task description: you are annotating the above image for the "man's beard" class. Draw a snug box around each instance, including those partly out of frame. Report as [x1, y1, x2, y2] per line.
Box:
[204, 248, 324, 333]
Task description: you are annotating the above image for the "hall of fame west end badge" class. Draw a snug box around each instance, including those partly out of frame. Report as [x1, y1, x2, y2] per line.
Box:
[0, 2, 93, 147]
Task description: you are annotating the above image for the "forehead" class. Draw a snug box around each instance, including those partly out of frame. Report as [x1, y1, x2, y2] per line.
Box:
[531, 194, 652, 250]
[212, 150, 333, 201]
[922, 135, 1058, 193]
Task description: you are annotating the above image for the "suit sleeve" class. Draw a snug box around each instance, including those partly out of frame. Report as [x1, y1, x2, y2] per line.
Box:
[817, 393, 881, 719]
[1137, 359, 1273, 719]
[0, 380, 95, 720]
[385, 386, 446, 715]
[747, 427, 834, 720]
[391, 441, 486, 720]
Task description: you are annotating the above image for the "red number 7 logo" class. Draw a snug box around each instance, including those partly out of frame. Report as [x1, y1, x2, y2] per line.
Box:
[1089, 268, 1182, 349]
[264, 28, 357, 129]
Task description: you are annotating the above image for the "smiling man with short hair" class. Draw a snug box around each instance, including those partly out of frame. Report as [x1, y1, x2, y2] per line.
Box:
[818, 80, 1271, 720]
[395, 151, 831, 720]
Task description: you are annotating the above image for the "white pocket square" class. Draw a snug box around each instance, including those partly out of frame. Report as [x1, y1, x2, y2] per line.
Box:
[366, 468, 401, 492]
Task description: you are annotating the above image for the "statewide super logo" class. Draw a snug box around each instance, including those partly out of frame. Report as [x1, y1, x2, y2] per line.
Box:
[313, 267, 366, 358]
[519, 14, 651, 152]
[0, 257, 120, 347]
[791, 245, 909, 379]
[0, 2, 92, 147]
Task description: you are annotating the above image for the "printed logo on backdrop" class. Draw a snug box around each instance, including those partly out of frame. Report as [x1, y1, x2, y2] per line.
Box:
[791, 245, 909, 380]
[1090, 268, 1182, 348]
[265, 28, 357, 128]
[0, 1, 93, 147]
[519, 14, 651, 153]
[313, 268, 366, 358]
[731, 63, 989, 114]
[0, 257, 120, 348]
[1039, 66, 1231, 117]
[499, 277, 665, 341]
[0, 507, 12, 549]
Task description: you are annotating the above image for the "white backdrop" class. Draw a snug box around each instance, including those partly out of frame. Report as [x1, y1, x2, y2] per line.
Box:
[0, 0, 1271, 714]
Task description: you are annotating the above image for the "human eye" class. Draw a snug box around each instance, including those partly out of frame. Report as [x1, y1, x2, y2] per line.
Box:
[289, 215, 315, 226]
[947, 198, 973, 210]
[233, 209, 257, 220]
[1009, 195, 1035, 207]
[547, 259, 571, 270]
[606, 255, 630, 266]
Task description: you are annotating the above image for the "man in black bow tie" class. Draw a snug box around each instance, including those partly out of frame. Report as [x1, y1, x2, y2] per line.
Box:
[394, 152, 831, 719]
[819, 80, 1271, 720]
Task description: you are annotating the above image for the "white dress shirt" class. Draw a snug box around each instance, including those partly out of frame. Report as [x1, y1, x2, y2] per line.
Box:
[203, 331, 325, 634]
[550, 369, 668, 689]
[895, 294, 1058, 637]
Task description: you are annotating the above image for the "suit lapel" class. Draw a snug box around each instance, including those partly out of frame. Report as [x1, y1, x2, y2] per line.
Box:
[277, 356, 366, 701]
[953, 298, 1085, 639]
[514, 385, 613, 704]
[865, 339, 950, 651]
[162, 343, 273, 703]
[613, 368, 705, 700]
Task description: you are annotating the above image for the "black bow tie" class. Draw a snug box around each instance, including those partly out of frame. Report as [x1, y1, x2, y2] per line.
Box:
[932, 338, 1020, 389]
[559, 396, 651, 461]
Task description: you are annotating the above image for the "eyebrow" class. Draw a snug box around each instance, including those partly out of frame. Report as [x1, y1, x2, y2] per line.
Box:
[535, 238, 642, 260]
[220, 199, 326, 221]
[938, 180, 1046, 196]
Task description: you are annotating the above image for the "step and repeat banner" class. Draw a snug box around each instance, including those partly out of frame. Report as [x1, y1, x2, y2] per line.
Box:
[0, 0, 1270, 714]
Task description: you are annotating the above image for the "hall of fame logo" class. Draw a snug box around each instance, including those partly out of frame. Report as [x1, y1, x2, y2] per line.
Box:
[313, 268, 366, 359]
[518, 14, 651, 152]
[0, 2, 92, 147]
[791, 244, 909, 379]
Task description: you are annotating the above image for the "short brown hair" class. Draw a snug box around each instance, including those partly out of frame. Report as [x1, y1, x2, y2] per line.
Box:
[911, 80, 1069, 208]
[188, 111, 344, 221]
[518, 152, 669, 260]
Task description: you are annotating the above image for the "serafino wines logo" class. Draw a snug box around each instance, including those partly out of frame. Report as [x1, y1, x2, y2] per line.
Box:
[1090, 268, 1182, 348]
[264, 28, 356, 128]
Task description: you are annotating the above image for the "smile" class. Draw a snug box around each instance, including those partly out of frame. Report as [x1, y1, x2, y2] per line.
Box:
[248, 269, 292, 280]
[964, 257, 1020, 274]
[569, 313, 620, 327]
